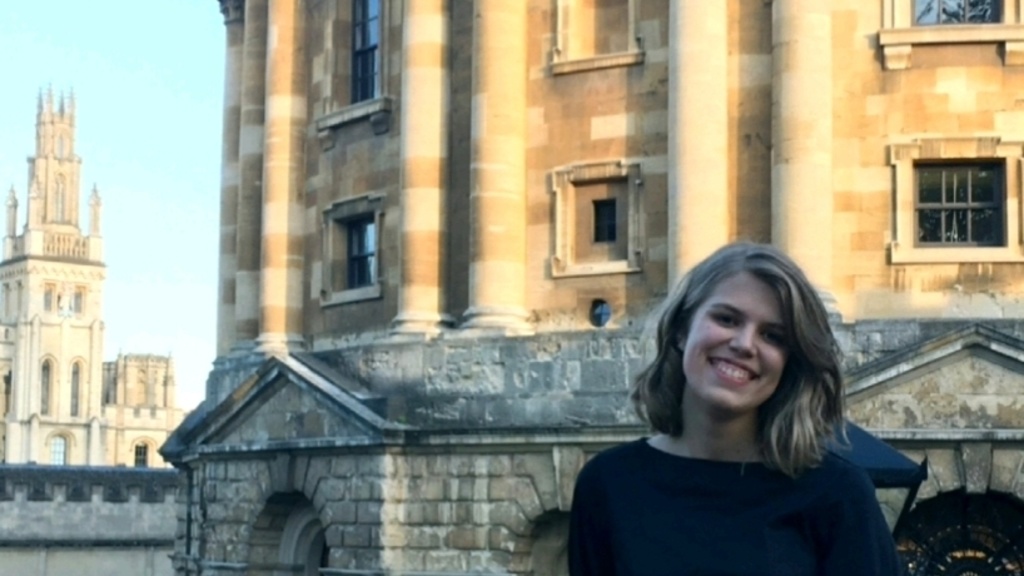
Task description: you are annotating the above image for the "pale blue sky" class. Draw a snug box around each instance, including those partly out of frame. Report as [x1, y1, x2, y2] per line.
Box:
[0, 2, 226, 409]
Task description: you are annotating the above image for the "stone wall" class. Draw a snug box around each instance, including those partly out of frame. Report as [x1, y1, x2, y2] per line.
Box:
[0, 465, 178, 576]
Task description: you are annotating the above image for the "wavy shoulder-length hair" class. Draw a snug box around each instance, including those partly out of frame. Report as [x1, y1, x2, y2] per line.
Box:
[629, 242, 844, 477]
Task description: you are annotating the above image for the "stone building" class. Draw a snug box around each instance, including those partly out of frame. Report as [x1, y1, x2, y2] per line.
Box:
[0, 92, 185, 467]
[165, 1, 1024, 574]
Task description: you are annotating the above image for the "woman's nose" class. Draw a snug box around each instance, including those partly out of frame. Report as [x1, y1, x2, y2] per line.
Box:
[729, 326, 756, 353]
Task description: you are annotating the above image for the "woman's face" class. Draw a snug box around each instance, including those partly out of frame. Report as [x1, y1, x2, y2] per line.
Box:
[679, 271, 790, 424]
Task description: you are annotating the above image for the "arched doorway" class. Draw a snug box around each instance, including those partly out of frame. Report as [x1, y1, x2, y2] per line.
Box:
[895, 490, 1024, 575]
[249, 492, 329, 576]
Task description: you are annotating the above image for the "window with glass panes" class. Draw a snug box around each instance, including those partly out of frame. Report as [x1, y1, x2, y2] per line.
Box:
[347, 217, 377, 289]
[134, 443, 149, 467]
[352, 0, 380, 103]
[593, 199, 617, 243]
[50, 436, 67, 465]
[916, 163, 1003, 246]
[915, 0, 1000, 25]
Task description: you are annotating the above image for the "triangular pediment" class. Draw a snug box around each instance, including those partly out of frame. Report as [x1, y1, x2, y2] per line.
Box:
[161, 354, 404, 460]
[846, 324, 1024, 430]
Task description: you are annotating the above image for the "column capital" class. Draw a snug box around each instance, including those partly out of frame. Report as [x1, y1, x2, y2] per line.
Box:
[219, 0, 245, 24]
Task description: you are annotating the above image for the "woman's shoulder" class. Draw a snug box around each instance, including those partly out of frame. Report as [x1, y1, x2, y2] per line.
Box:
[800, 452, 878, 499]
[576, 439, 652, 482]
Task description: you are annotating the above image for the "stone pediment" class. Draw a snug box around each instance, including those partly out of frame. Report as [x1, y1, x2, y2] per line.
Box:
[846, 324, 1024, 431]
[161, 354, 405, 460]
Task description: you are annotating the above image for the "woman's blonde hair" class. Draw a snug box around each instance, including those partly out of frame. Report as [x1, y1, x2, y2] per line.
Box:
[630, 242, 844, 477]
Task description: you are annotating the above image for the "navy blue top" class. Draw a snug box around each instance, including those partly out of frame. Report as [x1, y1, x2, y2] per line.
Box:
[568, 439, 902, 576]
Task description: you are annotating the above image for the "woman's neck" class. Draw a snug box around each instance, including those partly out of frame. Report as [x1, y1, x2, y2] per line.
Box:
[652, 412, 761, 462]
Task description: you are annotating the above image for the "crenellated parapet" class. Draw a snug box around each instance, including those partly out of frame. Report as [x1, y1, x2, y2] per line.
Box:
[0, 464, 177, 504]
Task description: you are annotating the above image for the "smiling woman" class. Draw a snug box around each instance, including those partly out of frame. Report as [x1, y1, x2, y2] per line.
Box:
[568, 242, 901, 576]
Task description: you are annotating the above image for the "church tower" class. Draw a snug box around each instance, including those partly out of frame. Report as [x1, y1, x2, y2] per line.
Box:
[0, 89, 106, 464]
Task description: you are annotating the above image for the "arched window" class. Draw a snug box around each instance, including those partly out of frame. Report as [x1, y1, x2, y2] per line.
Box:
[134, 443, 149, 468]
[50, 436, 67, 465]
[40, 360, 51, 415]
[57, 135, 65, 158]
[70, 362, 81, 417]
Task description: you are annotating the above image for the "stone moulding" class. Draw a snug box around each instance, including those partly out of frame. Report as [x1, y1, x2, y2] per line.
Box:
[315, 97, 393, 150]
[878, 24, 1024, 70]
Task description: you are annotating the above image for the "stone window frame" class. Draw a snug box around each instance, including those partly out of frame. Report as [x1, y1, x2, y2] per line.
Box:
[315, 0, 393, 148]
[320, 192, 385, 306]
[549, 0, 645, 75]
[888, 137, 1024, 263]
[550, 160, 643, 278]
[878, 0, 1024, 69]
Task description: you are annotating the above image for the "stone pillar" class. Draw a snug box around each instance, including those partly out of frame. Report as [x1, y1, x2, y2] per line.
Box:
[88, 417, 102, 465]
[256, 0, 307, 354]
[390, 0, 450, 337]
[235, 0, 268, 351]
[461, 0, 531, 335]
[771, 1, 836, 309]
[216, 0, 245, 356]
[667, 1, 729, 286]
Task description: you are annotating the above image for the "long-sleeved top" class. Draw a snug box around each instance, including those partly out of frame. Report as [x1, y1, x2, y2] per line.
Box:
[568, 438, 903, 576]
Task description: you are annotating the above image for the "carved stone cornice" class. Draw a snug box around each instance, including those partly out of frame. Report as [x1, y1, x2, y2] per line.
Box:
[219, 0, 244, 24]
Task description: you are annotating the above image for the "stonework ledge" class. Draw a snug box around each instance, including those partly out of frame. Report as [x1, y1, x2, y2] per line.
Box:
[874, 428, 1024, 442]
[315, 97, 393, 149]
[878, 24, 1024, 69]
[551, 50, 645, 76]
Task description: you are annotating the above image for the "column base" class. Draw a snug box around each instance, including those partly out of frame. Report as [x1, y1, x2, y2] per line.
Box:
[459, 306, 534, 337]
[389, 311, 454, 340]
[254, 333, 306, 357]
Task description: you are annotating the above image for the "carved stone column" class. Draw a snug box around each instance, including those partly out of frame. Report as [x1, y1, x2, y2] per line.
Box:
[390, 0, 451, 337]
[461, 0, 531, 335]
[216, 0, 244, 355]
[772, 0, 836, 310]
[256, 0, 307, 354]
[668, 1, 729, 286]
[234, 0, 268, 351]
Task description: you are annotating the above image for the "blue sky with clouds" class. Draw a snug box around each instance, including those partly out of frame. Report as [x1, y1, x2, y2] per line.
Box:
[0, 2, 226, 408]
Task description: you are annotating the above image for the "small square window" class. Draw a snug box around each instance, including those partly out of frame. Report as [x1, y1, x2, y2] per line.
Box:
[346, 217, 377, 289]
[914, 0, 1001, 25]
[915, 163, 1004, 246]
[593, 199, 617, 243]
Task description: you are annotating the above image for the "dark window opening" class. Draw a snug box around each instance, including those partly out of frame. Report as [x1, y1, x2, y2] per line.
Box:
[347, 217, 377, 289]
[70, 363, 81, 417]
[915, 0, 1000, 25]
[40, 360, 51, 416]
[593, 199, 617, 243]
[134, 444, 149, 468]
[915, 163, 1003, 246]
[352, 0, 381, 104]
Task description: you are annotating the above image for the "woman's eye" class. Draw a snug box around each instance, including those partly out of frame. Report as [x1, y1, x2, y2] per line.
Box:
[762, 331, 786, 346]
[713, 313, 737, 326]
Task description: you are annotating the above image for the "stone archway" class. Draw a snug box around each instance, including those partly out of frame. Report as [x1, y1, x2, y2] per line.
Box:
[895, 489, 1024, 575]
[248, 492, 328, 576]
